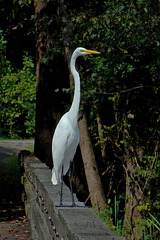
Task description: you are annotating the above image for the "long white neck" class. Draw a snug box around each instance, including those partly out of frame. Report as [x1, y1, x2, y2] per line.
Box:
[68, 54, 80, 124]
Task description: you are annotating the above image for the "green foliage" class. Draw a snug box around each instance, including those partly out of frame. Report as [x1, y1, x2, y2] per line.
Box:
[0, 30, 12, 77]
[0, 0, 35, 69]
[93, 203, 114, 228]
[0, 51, 36, 138]
[0, 0, 35, 138]
[18, 0, 33, 6]
[72, 1, 159, 94]
[69, 0, 160, 237]
[95, 200, 160, 239]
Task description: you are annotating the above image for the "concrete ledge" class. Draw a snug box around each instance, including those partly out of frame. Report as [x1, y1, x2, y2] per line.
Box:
[19, 151, 125, 240]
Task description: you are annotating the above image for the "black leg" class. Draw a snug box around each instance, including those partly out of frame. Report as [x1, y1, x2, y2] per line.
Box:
[59, 161, 64, 206]
[69, 160, 76, 207]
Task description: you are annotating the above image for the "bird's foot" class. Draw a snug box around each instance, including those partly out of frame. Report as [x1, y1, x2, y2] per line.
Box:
[55, 201, 64, 207]
[56, 202, 78, 207]
[71, 201, 77, 207]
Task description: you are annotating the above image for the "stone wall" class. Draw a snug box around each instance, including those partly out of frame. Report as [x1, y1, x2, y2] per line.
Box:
[19, 151, 125, 240]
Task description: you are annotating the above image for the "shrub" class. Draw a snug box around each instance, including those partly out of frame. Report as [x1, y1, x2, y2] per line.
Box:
[0, 54, 36, 138]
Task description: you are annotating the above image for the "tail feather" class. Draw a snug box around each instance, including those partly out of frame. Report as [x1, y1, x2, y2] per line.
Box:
[51, 168, 58, 185]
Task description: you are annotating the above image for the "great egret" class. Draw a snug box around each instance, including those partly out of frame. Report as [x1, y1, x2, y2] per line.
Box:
[51, 47, 100, 206]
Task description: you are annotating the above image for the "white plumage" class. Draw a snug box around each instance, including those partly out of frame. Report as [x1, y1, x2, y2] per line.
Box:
[51, 47, 100, 206]
[51, 113, 79, 184]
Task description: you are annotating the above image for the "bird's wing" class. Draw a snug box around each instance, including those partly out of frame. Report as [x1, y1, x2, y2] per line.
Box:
[52, 114, 74, 183]
[52, 115, 72, 156]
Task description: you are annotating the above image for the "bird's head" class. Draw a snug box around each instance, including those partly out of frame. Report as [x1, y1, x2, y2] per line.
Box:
[74, 47, 100, 57]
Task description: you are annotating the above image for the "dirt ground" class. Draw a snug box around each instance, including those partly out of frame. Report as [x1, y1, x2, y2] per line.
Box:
[0, 140, 34, 240]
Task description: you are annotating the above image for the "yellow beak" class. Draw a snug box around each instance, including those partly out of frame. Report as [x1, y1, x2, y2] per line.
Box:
[81, 49, 100, 54]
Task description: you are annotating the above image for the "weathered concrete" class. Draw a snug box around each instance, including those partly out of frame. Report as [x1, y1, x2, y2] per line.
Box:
[19, 151, 125, 240]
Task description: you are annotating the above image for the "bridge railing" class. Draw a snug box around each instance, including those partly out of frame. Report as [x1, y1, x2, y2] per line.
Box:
[19, 150, 125, 240]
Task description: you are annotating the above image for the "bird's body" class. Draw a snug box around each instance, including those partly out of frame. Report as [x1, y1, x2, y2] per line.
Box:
[51, 47, 100, 206]
[51, 112, 79, 185]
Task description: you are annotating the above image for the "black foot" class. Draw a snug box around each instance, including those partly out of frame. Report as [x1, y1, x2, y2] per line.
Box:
[56, 202, 64, 207]
[56, 202, 78, 207]
[71, 202, 77, 207]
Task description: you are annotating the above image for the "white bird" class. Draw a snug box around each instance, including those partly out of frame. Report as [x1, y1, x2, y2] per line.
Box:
[51, 47, 100, 206]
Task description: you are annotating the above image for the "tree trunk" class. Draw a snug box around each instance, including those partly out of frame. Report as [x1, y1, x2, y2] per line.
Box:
[34, 0, 69, 167]
[94, 104, 107, 161]
[122, 128, 143, 239]
[34, 0, 51, 166]
[113, 94, 143, 239]
[123, 157, 143, 240]
[78, 113, 108, 211]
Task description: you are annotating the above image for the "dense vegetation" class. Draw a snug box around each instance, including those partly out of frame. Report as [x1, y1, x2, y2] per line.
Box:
[70, 1, 160, 238]
[0, 0, 160, 239]
[0, 31, 36, 138]
[0, 1, 35, 138]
